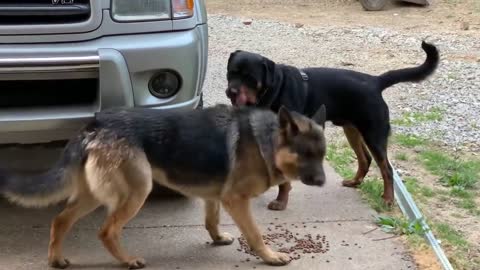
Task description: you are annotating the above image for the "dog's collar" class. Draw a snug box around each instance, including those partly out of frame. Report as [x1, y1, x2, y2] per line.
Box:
[299, 69, 309, 92]
[255, 69, 308, 106]
[255, 88, 269, 106]
[299, 69, 309, 81]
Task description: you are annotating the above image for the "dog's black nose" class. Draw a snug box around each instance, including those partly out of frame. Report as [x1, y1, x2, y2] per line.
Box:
[301, 174, 325, 186]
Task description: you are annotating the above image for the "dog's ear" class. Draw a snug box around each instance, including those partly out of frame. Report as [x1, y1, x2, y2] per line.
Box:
[262, 57, 276, 90]
[227, 50, 242, 68]
[312, 105, 327, 129]
[279, 106, 299, 137]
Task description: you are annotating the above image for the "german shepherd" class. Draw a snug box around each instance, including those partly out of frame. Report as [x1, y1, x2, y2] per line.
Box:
[225, 41, 439, 210]
[0, 104, 327, 269]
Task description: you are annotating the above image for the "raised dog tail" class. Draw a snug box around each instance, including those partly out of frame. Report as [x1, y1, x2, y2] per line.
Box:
[0, 135, 87, 208]
[377, 41, 439, 91]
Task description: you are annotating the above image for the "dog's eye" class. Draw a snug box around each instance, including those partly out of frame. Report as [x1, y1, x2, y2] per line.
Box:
[299, 149, 314, 158]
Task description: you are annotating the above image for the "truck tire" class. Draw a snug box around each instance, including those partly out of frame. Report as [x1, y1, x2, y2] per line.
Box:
[360, 0, 388, 11]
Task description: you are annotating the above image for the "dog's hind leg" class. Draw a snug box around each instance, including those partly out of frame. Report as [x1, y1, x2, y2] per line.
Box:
[86, 151, 152, 269]
[342, 125, 372, 188]
[361, 126, 394, 206]
[204, 200, 234, 245]
[267, 182, 292, 211]
[48, 189, 99, 269]
[222, 196, 290, 266]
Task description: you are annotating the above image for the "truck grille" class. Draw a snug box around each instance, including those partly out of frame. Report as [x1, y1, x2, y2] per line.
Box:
[0, 0, 90, 25]
[0, 79, 98, 109]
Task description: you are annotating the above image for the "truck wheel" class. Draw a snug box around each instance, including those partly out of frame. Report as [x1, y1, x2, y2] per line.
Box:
[360, 0, 388, 11]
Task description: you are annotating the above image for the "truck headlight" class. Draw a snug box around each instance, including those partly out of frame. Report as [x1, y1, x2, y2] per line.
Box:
[111, 0, 194, 22]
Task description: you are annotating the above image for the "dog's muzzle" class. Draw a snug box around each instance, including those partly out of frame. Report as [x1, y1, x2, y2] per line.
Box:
[300, 169, 326, 187]
[225, 87, 238, 104]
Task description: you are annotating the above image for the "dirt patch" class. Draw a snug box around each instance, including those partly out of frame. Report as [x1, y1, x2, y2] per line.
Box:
[410, 247, 442, 270]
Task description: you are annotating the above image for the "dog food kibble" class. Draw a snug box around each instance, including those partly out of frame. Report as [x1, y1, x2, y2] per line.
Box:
[237, 225, 330, 262]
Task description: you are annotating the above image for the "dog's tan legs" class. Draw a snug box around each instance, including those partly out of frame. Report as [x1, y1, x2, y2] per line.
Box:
[267, 182, 292, 211]
[86, 151, 152, 269]
[98, 192, 149, 269]
[48, 195, 99, 269]
[374, 158, 395, 205]
[222, 197, 290, 266]
[342, 125, 372, 187]
[204, 200, 235, 245]
[362, 129, 395, 206]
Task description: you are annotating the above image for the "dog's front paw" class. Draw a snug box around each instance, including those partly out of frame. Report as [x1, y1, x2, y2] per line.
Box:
[263, 252, 291, 266]
[213, 232, 235, 245]
[382, 194, 394, 207]
[342, 179, 362, 188]
[267, 199, 287, 211]
[49, 258, 70, 269]
[127, 257, 146, 269]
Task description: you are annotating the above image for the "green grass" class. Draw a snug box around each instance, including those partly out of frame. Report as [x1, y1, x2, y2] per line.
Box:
[359, 179, 391, 212]
[392, 107, 444, 127]
[326, 143, 355, 179]
[375, 216, 428, 236]
[403, 177, 436, 201]
[419, 151, 480, 190]
[394, 134, 426, 148]
[419, 186, 435, 198]
[450, 187, 473, 198]
[434, 223, 468, 248]
[449, 188, 478, 212]
[404, 177, 420, 194]
[395, 152, 408, 161]
[432, 222, 475, 269]
[456, 197, 476, 211]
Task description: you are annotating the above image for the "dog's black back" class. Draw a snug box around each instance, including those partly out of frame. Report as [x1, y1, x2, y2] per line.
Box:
[90, 106, 235, 184]
[226, 41, 439, 128]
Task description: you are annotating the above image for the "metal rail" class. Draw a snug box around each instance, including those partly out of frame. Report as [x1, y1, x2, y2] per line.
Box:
[390, 161, 454, 270]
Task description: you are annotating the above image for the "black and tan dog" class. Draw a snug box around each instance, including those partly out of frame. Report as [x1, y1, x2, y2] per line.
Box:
[225, 41, 439, 210]
[0, 104, 327, 269]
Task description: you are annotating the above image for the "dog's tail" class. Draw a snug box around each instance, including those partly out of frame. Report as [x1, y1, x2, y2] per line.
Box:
[0, 135, 87, 208]
[377, 41, 439, 91]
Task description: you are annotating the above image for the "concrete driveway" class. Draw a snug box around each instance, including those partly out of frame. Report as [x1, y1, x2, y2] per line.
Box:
[0, 13, 416, 269]
[0, 146, 415, 270]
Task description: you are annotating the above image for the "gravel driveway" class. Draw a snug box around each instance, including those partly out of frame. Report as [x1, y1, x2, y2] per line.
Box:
[203, 15, 480, 152]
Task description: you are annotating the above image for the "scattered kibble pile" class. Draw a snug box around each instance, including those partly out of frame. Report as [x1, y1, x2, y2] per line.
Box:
[237, 223, 330, 261]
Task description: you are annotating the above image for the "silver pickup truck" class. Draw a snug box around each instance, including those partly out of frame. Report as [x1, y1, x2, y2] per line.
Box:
[0, 0, 208, 144]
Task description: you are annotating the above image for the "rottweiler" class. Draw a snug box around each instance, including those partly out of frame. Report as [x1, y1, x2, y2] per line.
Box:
[225, 41, 439, 210]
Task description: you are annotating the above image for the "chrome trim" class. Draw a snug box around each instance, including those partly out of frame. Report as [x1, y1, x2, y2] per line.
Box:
[0, 55, 99, 73]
